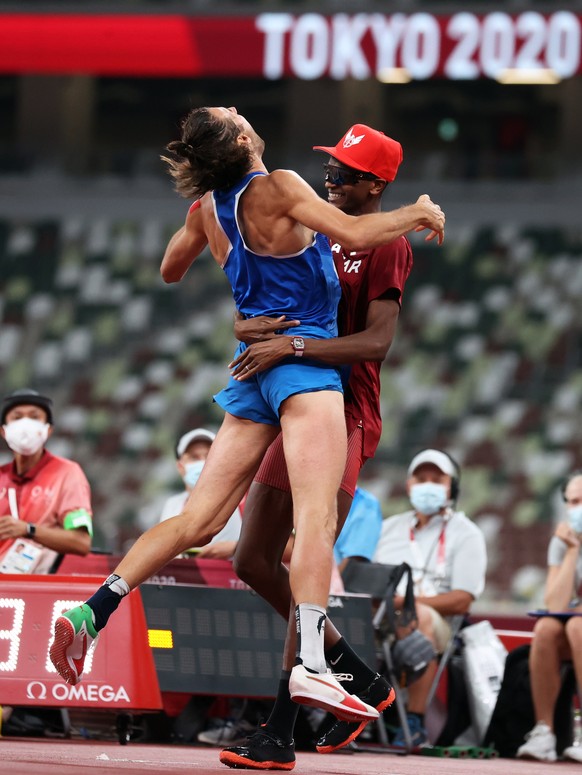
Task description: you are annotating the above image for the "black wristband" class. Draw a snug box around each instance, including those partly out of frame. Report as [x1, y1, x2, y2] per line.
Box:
[26, 523, 36, 538]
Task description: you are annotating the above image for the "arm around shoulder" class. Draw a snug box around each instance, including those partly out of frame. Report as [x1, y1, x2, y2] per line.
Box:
[344, 198, 445, 252]
[280, 172, 444, 250]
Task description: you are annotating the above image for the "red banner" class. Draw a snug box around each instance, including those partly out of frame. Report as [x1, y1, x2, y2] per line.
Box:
[0, 12, 580, 80]
[0, 575, 162, 710]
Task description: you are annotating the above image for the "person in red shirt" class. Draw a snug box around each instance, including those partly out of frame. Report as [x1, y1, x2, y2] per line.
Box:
[0, 388, 93, 729]
[220, 125, 412, 769]
[0, 389, 93, 575]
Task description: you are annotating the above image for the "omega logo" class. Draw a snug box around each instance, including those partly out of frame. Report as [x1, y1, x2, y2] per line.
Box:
[26, 681, 47, 700]
[25, 681, 130, 703]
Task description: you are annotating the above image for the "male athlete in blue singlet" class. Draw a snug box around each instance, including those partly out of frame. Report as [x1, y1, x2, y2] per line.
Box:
[50, 107, 445, 725]
[211, 171, 343, 426]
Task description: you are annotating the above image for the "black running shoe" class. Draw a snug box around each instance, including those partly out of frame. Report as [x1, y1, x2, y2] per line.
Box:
[316, 674, 395, 754]
[220, 726, 296, 770]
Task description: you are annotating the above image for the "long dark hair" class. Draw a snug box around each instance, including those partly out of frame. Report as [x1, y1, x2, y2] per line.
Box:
[161, 107, 254, 198]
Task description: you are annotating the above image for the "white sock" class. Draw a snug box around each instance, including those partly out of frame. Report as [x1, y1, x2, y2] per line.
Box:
[104, 573, 130, 597]
[295, 603, 327, 674]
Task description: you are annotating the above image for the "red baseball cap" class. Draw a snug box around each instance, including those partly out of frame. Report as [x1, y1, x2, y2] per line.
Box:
[313, 124, 403, 182]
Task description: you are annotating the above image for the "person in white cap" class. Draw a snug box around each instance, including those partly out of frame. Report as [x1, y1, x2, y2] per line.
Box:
[373, 448, 487, 748]
[159, 428, 242, 559]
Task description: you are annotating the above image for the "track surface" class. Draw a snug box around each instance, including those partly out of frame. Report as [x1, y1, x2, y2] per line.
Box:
[2, 739, 582, 775]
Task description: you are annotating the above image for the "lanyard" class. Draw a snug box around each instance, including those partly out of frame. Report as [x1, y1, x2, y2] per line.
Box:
[8, 487, 19, 520]
[409, 516, 448, 583]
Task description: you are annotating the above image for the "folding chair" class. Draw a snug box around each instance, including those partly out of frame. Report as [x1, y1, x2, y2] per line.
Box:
[341, 559, 465, 753]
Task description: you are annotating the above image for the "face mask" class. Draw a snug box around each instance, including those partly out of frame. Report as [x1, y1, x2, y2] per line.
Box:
[568, 505, 582, 534]
[183, 459, 205, 489]
[3, 417, 50, 456]
[410, 482, 448, 516]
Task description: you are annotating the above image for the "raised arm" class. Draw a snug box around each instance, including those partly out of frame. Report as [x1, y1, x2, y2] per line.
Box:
[270, 170, 445, 249]
[160, 199, 209, 283]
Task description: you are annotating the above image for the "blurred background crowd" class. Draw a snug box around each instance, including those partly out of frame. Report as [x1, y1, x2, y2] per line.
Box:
[2, 0, 582, 612]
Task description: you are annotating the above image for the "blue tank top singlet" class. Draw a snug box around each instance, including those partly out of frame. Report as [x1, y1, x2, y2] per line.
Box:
[212, 172, 340, 336]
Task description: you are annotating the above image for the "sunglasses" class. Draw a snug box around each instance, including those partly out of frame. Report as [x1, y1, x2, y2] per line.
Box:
[323, 164, 381, 187]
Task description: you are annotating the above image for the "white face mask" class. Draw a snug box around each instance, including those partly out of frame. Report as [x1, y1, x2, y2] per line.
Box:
[409, 481, 448, 516]
[3, 417, 50, 456]
[568, 504, 582, 534]
[183, 459, 205, 489]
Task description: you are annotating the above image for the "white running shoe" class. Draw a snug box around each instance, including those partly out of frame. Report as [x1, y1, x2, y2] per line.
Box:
[516, 721, 557, 762]
[289, 664, 379, 723]
[563, 745, 582, 763]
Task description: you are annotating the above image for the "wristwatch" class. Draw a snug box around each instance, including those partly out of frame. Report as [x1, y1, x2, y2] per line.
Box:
[26, 523, 36, 538]
[291, 336, 305, 357]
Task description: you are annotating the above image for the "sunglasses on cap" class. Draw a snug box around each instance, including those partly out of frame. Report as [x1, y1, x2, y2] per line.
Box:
[323, 163, 381, 187]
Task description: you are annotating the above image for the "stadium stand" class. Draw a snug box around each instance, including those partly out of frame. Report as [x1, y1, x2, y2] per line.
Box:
[1, 217, 581, 607]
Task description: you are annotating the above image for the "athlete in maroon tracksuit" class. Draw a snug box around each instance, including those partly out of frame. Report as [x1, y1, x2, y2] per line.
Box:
[249, 228, 411, 498]
[220, 124, 415, 771]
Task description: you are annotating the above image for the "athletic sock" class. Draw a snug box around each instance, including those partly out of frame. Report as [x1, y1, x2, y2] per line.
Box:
[295, 603, 327, 674]
[263, 671, 299, 744]
[325, 636, 376, 693]
[85, 574, 130, 631]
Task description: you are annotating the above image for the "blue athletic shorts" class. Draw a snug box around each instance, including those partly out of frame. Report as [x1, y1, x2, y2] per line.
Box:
[214, 343, 343, 425]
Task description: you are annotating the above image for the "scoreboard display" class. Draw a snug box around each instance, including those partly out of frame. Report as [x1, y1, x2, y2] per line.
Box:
[140, 585, 376, 697]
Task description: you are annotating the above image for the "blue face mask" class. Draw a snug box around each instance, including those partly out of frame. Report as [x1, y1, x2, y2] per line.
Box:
[568, 505, 582, 534]
[183, 459, 205, 489]
[410, 482, 448, 516]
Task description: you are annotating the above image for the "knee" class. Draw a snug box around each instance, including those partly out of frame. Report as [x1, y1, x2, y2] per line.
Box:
[232, 547, 254, 584]
[233, 547, 273, 588]
[533, 616, 564, 648]
[166, 512, 210, 552]
[416, 603, 436, 642]
[179, 517, 214, 549]
[565, 616, 582, 647]
[296, 508, 337, 546]
[530, 618, 565, 665]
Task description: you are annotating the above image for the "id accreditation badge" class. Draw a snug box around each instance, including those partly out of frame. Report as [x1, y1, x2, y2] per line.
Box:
[0, 538, 43, 574]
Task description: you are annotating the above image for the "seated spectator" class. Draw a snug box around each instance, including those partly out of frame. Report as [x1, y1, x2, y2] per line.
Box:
[373, 448, 487, 747]
[517, 471, 582, 764]
[0, 388, 93, 573]
[0, 388, 93, 731]
[160, 428, 241, 559]
[334, 485, 383, 573]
